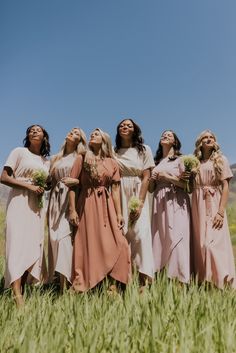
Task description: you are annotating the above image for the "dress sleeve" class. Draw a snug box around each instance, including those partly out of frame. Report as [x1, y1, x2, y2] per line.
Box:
[143, 145, 155, 170]
[70, 155, 83, 179]
[221, 156, 233, 181]
[4, 147, 22, 173]
[111, 159, 121, 183]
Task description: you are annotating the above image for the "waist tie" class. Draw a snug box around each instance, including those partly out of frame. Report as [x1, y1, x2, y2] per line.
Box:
[51, 180, 67, 228]
[96, 186, 110, 227]
[202, 186, 217, 217]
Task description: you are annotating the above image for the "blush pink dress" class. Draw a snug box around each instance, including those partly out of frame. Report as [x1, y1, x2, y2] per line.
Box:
[70, 155, 131, 292]
[151, 157, 191, 283]
[4, 147, 49, 288]
[48, 153, 77, 283]
[191, 156, 236, 288]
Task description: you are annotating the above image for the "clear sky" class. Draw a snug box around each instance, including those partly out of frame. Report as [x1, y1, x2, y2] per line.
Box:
[0, 0, 236, 165]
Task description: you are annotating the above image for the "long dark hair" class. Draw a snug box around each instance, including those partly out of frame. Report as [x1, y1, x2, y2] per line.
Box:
[23, 124, 50, 157]
[154, 130, 182, 165]
[114, 118, 146, 154]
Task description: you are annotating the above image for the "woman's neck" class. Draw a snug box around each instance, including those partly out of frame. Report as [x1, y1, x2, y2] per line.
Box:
[121, 138, 133, 148]
[162, 145, 174, 159]
[202, 149, 212, 161]
[64, 143, 76, 156]
[28, 145, 41, 156]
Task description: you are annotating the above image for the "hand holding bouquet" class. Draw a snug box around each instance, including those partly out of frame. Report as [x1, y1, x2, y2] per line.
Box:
[32, 169, 48, 208]
[128, 196, 143, 227]
[180, 155, 200, 192]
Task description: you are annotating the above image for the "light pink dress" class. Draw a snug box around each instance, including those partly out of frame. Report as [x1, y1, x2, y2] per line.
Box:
[191, 156, 236, 288]
[115, 145, 155, 279]
[48, 153, 77, 283]
[151, 157, 191, 283]
[4, 147, 49, 288]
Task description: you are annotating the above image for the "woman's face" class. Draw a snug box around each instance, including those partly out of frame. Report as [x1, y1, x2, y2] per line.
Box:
[89, 129, 102, 147]
[201, 132, 216, 150]
[160, 131, 175, 147]
[118, 120, 134, 140]
[28, 125, 44, 145]
[66, 128, 81, 146]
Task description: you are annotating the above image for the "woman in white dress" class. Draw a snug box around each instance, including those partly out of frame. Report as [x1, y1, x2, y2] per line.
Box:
[1, 124, 50, 306]
[48, 127, 87, 291]
[114, 118, 155, 285]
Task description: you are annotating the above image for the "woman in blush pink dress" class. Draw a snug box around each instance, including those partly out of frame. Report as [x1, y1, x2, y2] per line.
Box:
[1, 125, 50, 306]
[68, 128, 131, 292]
[48, 127, 87, 291]
[114, 119, 155, 286]
[149, 130, 191, 283]
[191, 130, 236, 288]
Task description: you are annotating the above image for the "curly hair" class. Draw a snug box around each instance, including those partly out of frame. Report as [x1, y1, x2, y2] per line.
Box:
[23, 124, 50, 157]
[154, 130, 182, 165]
[89, 128, 114, 159]
[194, 129, 223, 177]
[50, 127, 87, 174]
[114, 118, 146, 154]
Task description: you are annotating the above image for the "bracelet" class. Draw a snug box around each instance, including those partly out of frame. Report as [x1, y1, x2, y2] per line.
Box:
[217, 211, 224, 218]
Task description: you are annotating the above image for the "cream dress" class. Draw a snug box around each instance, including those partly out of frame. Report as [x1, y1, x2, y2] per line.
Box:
[48, 153, 77, 283]
[4, 147, 49, 288]
[115, 145, 155, 278]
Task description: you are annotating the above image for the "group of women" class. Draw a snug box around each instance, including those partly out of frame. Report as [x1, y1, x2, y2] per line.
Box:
[1, 119, 235, 307]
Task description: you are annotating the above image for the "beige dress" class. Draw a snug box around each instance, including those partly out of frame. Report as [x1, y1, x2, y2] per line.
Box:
[191, 156, 236, 288]
[4, 147, 49, 288]
[48, 153, 77, 283]
[115, 145, 155, 279]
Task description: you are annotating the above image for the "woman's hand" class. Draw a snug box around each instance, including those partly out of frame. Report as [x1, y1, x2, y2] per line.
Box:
[27, 184, 45, 194]
[212, 212, 224, 230]
[69, 209, 79, 226]
[150, 170, 159, 181]
[129, 204, 143, 223]
[179, 171, 191, 181]
[117, 214, 125, 230]
[156, 171, 170, 182]
[61, 177, 79, 188]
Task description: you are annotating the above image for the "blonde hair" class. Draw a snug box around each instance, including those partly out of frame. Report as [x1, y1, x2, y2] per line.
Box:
[88, 128, 114, 158]
[194, 129, 223, 177]
[50, 127, 87, 174]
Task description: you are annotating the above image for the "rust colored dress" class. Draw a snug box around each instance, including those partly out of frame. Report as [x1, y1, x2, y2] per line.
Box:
[70, 155, 131, 292]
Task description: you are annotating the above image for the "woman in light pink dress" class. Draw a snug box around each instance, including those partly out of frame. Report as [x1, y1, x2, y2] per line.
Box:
[149, 130, 191, 283]
[68, 128, 131, 292]
[191, 130, 236, 288]
[1, 125, 50, 306]
[48, 127, 87, 291]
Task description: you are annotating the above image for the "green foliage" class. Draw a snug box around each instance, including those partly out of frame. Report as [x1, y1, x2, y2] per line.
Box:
[0, 273, 236, 353]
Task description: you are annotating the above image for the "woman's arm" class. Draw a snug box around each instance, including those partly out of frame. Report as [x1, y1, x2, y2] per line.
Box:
[68, 188, 79, 226]
[111, 182, 124, 229]
[129, 168, 150, 222]
[212, 179, 229, 230]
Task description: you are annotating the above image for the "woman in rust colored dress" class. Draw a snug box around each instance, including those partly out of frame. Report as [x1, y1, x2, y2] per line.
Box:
[68, 128, 131, 292]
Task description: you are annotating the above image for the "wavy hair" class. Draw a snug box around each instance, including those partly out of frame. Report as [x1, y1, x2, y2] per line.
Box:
[154, 130, 182, 165]
[50, 127, 87, 174]
[23, 124, 50, 157]
[89, 128, 114, 159]
[114, 118, 146, 154]
[194, 129, 223, 177]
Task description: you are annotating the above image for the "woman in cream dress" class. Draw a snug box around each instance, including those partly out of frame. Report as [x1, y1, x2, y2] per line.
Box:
[114, 119, 155, 285]
[191, 130, 236, 288]
[48, 127, 86, 290]
[1, 125, 50, 306]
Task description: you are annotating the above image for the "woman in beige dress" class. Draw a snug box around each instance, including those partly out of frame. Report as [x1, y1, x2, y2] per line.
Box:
[48, 127, 86, 291]
[1, 124, 50, 306]
[114, 119, 155, 285]
[191, 130, 236, 288]
[68, 128, 131, 292]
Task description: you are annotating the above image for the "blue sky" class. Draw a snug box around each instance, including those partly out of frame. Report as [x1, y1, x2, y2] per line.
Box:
[0, 0, 236, 165]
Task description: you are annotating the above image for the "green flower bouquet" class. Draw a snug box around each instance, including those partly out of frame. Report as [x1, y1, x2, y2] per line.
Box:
[180, 155, 200, 193]
[32, 169, 48, 208]
[128, 196, 143, 227]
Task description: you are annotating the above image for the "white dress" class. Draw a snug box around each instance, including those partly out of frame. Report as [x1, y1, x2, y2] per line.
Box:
[48, 153, 77, 283]
[116, 145, 155, 278]
[4, 147, 49, 288]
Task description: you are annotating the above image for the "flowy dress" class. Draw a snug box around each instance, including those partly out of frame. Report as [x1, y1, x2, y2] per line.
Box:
[191, 156, 236, 288]
[48, 153, 77, 283]
[151, 157, 191, 283]
[4, 147, 49, 288]
[70, 155, 131, 292]
[115, 146, 155, 279]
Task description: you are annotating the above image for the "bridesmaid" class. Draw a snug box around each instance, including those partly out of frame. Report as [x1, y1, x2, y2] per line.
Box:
[48, 127, 87, 291]
[1, 124, 50, 306]
[68, 128, 131, 292]
[191, 130, 236, 288]
[149, 130, 191, 283]
[114, 118, 155, 285]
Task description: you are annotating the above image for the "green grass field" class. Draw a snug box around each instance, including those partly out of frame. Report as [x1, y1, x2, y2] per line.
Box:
[0, 206, 236, 353]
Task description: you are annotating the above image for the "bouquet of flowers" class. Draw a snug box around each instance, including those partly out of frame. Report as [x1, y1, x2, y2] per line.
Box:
[180, 154, 200, 192]
[32, 169, 48, 208]
[128, 196, 143, 227]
